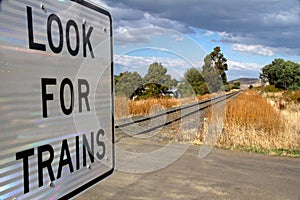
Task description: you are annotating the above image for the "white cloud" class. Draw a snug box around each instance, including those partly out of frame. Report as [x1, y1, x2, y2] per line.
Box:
[203, 30, 215, 36]
[172, 34, 184, 42]
[228, 60, 262, 71]
[115, 55, 263, 81]
[115, 54, 202, 80]
[263, 8, 300, 25]
[232, 43, 274, 56]
[110, 7, 192, 45]
[114, 27, 154, 45]
[114, 26, 187, 46]
[226, 60, 262, 80]
[218, 31, 231, 38]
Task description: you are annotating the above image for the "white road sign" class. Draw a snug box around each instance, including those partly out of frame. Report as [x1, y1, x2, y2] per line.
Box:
[0, 0, 114, 199]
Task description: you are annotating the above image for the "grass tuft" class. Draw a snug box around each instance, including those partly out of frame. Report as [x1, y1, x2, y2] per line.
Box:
[199, 90, 300, 156]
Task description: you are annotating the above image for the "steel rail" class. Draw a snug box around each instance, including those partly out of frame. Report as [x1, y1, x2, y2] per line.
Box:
[115, 91, 241, 132]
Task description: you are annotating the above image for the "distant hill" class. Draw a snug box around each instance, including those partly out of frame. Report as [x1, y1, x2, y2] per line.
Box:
[228, 78, 261, 89]
[228, 78, 260, 85]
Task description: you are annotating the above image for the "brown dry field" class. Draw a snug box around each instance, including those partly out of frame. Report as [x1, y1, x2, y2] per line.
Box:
[115, 90, 300, 155]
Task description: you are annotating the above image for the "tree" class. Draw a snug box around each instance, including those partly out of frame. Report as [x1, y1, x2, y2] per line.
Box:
[137, 62, 178, 98]
[231, 81, 240, 89]
[144, 62, 177, 88]
[260, 58, 300, 90]
[207, 46, 228, 84]
[178, 67, 208, 97]
[115, 71, 143, 97]
[202, 46, 228, 92]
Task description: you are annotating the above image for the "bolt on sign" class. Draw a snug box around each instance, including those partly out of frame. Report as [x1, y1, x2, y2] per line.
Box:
[0, 0, 114, 199]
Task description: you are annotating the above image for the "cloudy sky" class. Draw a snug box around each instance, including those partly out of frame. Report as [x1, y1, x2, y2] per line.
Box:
[96, 0, 300, 81]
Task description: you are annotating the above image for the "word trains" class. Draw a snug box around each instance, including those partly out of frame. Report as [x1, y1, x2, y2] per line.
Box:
[16, 129, 106, 194]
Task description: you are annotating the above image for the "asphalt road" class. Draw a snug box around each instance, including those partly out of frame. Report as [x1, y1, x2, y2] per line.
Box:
[78, 138, 300, 200]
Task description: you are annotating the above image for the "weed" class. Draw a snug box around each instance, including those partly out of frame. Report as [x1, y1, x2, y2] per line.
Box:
[199, 90, 300, 155]
[256, 85, 281, 93]
[283, 90, 300, 103]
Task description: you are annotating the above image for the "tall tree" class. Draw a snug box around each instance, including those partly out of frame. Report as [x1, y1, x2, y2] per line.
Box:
[115, 71, 143, 97]
[260, 58, 300, 90]
[134, 62, 178, 98]
[202, 47, 228, 92]
[144, 62, 177, 88]
[207, 46, 228, 84]
[178, 67, 209, 97]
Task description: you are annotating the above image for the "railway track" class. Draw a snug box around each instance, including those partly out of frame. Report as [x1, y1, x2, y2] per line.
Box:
[115, 91, 241, 141]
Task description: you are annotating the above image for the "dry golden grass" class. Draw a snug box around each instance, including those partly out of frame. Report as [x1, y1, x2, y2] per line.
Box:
[197, 93, 212, 101]
[196, 91, 227, 101]
[225, 90, 285, 133]
[115, 90, 300, 156]
[114, 96, 130, 119]
[196, 90, 300, 151]
[178, 96, 198, 105]
[115, 96, 180, 118]
[128, 98, 179, 116]
[115, 92, 218, 119]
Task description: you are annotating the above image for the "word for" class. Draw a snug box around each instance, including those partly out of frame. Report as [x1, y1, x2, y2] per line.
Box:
[41, 78, 90, 118]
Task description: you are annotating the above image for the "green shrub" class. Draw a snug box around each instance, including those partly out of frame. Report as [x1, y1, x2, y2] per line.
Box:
[288, 84, 300, 91]
[231, 85, 240, 89]
[224, 84, 231, 92]
[283, 90, 300, 103]
[262, 85, 280, 92]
